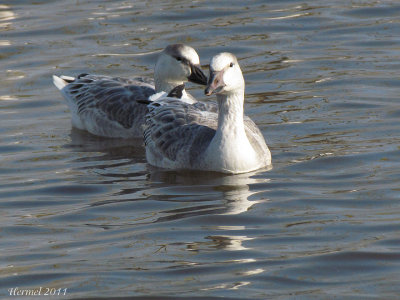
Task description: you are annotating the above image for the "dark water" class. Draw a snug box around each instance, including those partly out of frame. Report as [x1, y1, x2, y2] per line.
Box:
[1, 1, 400, 299]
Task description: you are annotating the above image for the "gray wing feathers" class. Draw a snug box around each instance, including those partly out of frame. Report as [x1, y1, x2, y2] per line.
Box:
[62, 75, 155, 136]
[131, 76, 155, 86]
[244, 117, 269, 161]
[188, 125, 216, 165]
[193, 101, 218, 113]
[144, 100, 216, 166]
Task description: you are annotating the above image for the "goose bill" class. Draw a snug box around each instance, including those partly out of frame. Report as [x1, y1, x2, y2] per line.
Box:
[205, 71, 225, 96]
[188, 64, 208, 85]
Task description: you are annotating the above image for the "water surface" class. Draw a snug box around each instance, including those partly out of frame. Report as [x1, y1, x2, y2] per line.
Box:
[1, 1, 400, 299]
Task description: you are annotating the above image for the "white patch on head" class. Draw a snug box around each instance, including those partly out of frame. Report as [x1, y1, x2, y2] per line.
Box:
[208, 52, 244, 93]
[210, 52, 237, 72]
[155, 44, 202, 89]
[181, 45, 200, 65]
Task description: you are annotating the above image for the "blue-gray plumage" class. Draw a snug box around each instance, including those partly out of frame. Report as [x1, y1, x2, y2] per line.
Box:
[53, 44, 207, 138]
[74, 75, 152, 132]
[144, 99, 216, 164]
[143, 52, 271, 174]
[144, 99, 267, 171]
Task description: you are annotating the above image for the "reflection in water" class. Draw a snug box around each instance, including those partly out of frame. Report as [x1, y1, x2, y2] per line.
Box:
[0, 40, 10, 46]
[146, 170, 270, 260]
[0, 95, 17, 101]
[65, 131, 271, 235]
[67, 128, 145, 155]
[206, 235, 253, 251]
[0, 4, 14, 62]
[201, 281, 251, 292]
[217, 184, 262, 216]
[65, 128, 146, 173]
[147, 169, 270, 217]
[64, 128, 271, 242]
[62, 129, 270, 286]
[185, 235, 254, 252]
[3, 0, 400, 298]
[0, 5, 15, 29]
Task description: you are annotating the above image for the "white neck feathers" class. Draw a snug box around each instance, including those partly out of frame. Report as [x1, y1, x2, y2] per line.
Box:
[203, 89, 260, 173]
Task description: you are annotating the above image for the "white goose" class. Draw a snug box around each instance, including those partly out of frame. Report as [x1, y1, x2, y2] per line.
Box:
[52, 44, 207, 138]
[144, 52, 271, 174]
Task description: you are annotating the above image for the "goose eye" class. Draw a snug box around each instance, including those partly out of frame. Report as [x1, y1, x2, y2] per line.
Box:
[176, 57, 182, 62]
[230, 62, 234, 67]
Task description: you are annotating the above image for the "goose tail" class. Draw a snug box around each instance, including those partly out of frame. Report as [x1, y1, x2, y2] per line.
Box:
[52, 75, 75, 90]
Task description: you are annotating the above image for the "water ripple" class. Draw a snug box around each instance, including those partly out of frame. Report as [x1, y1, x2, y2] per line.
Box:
[1, 0, 400, 299]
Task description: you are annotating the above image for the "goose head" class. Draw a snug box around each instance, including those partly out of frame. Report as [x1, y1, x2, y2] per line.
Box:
[204, 52, 244, 96]
[154, 44, 207, 91]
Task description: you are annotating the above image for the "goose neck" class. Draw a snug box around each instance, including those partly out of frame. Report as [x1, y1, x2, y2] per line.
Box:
[154, 76, 183, 93]
[216, 89, 245, 132]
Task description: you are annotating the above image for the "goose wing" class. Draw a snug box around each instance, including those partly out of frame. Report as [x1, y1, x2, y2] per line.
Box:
[192, 100, 218, 113]
[144, 99, 217, 167]
[244, 116, 270, 162]
[54, 74, 156, 137]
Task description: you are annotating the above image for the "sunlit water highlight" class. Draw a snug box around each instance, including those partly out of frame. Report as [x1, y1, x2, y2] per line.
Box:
[1, 1, 400, 299]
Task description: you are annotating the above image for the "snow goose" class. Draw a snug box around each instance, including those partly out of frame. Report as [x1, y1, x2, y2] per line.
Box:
[52, 44, 207, 138]
[143, 52, 271, 174]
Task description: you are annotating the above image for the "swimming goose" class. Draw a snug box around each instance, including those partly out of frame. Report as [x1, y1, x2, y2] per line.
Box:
[143, 52, 271, 174]
[52, 44, 207, 138]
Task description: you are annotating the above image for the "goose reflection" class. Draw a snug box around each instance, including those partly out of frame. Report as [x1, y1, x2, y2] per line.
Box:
[145, 168, 270, 219]
[64, 128, 146, 171]
[59, 128, 148, 188]
[145, 169, 270, 255]
[187, 234, 253, 251]
[64, 128, 271, 229]
[67, 128, 145, 156]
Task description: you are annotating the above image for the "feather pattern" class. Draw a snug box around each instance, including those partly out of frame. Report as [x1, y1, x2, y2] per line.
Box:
[144, 98, 269, 172]
[144, 99, 216, 167]
[143, 52, 271, 174]
[53, 44, 208, 138]
[55, 74, 155, 138]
